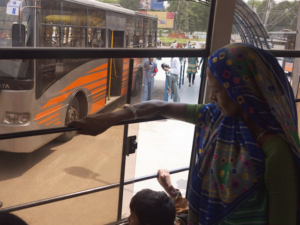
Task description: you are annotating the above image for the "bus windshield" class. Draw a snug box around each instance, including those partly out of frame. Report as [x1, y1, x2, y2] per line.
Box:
[0, 60, 30, 80]
[0, 1, 34, 87]
[0, 0, 34, 48]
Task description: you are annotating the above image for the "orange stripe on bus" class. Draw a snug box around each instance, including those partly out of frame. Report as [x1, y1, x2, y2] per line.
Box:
[59, 70, 107, 93]
[87, 63, 108, 74]
[121, 88, 126, 96]
[84, 80, 106, 91]
[285, 63, 293, 72]
[91, 87, 106, 95]
[45, 118, 59, 126]
[93, 92, 105, 99]
[38, 113, 59, 125]
[54, 121, 62, 125]
[35, 105, 62, 121]
[90, 98, 106, 114]
[42, 91, 72, 110]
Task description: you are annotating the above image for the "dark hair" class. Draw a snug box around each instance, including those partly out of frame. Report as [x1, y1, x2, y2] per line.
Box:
[130, 189, 175, 225]
[0, 212, 28, 225]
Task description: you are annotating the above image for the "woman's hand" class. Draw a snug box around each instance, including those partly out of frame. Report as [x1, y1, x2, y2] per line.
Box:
[67, 101, 187, 136]
[66, 112, 119, 136]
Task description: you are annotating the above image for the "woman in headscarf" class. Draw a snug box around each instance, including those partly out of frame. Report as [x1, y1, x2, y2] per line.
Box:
[68, 43, 300, 224]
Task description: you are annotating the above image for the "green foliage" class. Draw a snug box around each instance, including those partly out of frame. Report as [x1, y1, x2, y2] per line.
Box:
[160, 36, 205, 46]
[97, 0, 119, 4]
[166, 0, 209, 33]
[119, 0, 140, 11]
[246, 0, 299, 31]
[159, 29, 163, 37]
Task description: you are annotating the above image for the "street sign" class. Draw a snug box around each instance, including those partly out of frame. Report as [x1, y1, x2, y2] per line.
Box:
[6, 0, 22, 16]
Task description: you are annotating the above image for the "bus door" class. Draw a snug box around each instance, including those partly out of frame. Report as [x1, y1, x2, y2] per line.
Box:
[108, 30, 128, 98]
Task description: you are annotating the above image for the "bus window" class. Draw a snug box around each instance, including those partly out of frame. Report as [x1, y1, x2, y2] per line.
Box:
[151, 20, 157, 47]
[109, 31, 124, 48]
[137, 17, 143, 48]
[41, 64, 57, 92]
[88, 8, 105, 28]
[126, 16, 135, 48]
[88, 28, 105, 48]
[41, 1, 60, 25]
[126, 29, 134, 48]
[144, 18, 150, 47]
[63, 27, 86, 47]
[62, 2, 86, 26]
[40, 26, 60, 48]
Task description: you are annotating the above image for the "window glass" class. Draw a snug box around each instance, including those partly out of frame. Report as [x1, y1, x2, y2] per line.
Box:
[41, 1, 61, 25]
[126, 15, 135, 30]
[62, 2, 86, 26]
[88, 28, 105, 48]
[234, 0, 300, 51]
[88, 8, 105, 27]
[126, 29, 134, 48]
[126, 16, 135, 48]
[137, 18, 144, 48]
[2, 57, 128, 224]
[62, 27, 86, 47]
[143, 18, 150, 47]
[0, 0, 22, 47]
[40, 26, 60, 47]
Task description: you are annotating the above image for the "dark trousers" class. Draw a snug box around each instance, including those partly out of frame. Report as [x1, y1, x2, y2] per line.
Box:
[188, 74, 195, 83]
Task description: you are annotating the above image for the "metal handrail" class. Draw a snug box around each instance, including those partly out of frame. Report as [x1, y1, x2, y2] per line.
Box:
[0, 167, 189, 213]
[0, 116, 167, 140]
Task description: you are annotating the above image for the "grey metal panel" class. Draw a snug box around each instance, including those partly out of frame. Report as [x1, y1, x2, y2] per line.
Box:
[106, 11, 126, 31]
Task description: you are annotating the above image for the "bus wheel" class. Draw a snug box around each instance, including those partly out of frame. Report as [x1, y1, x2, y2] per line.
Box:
[132, 74, 142, 96]
[57, 97, 80, 142]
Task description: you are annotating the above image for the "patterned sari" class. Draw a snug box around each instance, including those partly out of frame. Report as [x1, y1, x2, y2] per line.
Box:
[188, 43, 300, 224]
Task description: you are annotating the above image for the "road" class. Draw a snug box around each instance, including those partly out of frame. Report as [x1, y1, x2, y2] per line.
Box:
[0, 57, 201, 224]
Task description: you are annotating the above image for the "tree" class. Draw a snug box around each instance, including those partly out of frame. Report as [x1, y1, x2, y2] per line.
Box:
[119, 0, 140, 11]
[97, 0, 119, 4]
[247, 0, 299, 31]
[166, 0, 209, 33]
[97, 0, 140, 11]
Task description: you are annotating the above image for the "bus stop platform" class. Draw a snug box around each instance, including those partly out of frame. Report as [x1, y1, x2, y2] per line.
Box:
[123, 57, 203, 218]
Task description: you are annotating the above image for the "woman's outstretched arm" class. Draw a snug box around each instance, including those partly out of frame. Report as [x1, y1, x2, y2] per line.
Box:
[67, 100, 187, 136]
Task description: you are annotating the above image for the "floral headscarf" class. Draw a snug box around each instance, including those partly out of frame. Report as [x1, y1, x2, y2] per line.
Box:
[188, 43, 300, 225]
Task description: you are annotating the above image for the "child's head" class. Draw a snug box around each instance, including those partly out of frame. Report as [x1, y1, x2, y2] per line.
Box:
[128, 189, 175, 225]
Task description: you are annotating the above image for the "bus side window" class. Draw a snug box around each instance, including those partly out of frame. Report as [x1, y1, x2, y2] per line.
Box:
[41, 26, 59, 47]
[88, 28, 105, 48]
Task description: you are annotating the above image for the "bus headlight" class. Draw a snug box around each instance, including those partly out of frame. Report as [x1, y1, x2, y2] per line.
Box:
[3, 113, 30, 124]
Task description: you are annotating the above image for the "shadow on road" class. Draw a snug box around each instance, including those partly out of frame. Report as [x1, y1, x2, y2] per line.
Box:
[0, 140, 62, 181]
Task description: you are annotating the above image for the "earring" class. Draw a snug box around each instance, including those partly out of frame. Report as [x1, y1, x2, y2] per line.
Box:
[211, 96, 215, 100]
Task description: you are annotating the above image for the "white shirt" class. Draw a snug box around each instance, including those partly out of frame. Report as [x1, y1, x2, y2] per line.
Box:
[169, 58, 180, 75]
[170, 42, 177, 49]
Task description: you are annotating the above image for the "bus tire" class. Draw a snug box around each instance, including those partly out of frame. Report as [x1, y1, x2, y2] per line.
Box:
[57, 97, 80, 142]
[132, 71, 142, 96]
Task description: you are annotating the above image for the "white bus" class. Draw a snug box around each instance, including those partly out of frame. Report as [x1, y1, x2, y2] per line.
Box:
[0, 0, 157, 152]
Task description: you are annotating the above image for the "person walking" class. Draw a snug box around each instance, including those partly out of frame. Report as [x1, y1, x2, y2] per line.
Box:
[198, 57, 204, 78]
[163, 57, 180, 102]
[142, 58, 158, 101]
[68, 43, 300, 225]
[186, 46, 199, 86]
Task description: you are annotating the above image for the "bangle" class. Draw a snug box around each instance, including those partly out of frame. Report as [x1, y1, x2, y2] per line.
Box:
[123, 104, 138, 120]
